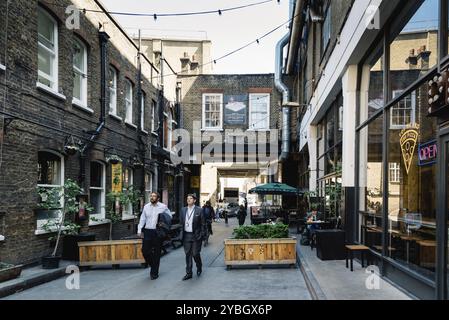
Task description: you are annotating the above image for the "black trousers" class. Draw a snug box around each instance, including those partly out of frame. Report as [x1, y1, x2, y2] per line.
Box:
[183, 232, 202, 275]
[142, 229, 163, 277]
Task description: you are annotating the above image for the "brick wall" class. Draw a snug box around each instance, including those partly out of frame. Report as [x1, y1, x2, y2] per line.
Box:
[0, 0, 162, 265]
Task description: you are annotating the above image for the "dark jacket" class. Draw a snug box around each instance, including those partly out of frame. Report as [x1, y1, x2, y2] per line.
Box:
[180, 205, 206, 241]
[202, 205, 215, 221]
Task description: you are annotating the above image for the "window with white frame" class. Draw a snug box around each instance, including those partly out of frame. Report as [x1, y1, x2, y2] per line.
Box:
[125, 80, 133, 124]
[144, 173, 153, 204]
[109, 66, 117, 116]
[122, 168, 134, 217]
[141, 92, 147, 132]
[73, 38, 88, 107]
[321, 4, 331, 55]
[202, 94, 223, 130]
[390, 90, 416, 129]
[389, 162, 401, 183]
[89, 161, 106, 220]
[36, 151, 64, 230]
[249, 94, 270, 130]
[151, 100, 157, 133]
[37, 8, 58, 90]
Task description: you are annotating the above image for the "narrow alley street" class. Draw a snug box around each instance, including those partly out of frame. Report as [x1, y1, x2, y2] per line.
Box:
[3, 219, 311, 300]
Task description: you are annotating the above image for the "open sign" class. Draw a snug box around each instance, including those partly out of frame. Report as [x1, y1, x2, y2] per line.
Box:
[418, 140, 437, 166]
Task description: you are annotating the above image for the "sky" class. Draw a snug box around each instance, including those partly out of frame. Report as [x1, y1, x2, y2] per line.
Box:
[100, 0, 290, 74]
[403, 0, 439, 32]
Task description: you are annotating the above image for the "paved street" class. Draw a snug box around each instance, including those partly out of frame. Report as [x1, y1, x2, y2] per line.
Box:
[3, 219, 311, 300]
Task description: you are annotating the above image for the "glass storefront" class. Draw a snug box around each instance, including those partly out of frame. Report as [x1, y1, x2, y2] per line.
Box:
[386, 82, 438, 279]
[355, 0, 449, 298]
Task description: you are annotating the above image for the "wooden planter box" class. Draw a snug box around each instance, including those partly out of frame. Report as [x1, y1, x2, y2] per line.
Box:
[0, 265, 23, 283]
[224, 238, 297, 268]
[78, 240, 145, 267]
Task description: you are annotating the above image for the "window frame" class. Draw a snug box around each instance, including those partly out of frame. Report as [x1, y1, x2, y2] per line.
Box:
[36, 150, 64, 231]
[37, 8, 58, 91]
[109, 66, 118, 116]
[321, 3, 332, 58]
[151, 100, 157, 133]
[202, 93, 223, 130]
[141, 91, 148, 133]
[390, 90, 416, 130]
[72, 37, 88, 108]
[163, 111, 173, 151]
[125, 79, 134, 125]
[248, 93, 270, 131]
[144, 172, 153, 204]
[89, 161, 106, 221]
[122, 167, 134, 219]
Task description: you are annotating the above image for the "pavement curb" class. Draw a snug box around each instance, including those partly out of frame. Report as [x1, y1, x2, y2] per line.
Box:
[0, 265, 70, 299]
[296, 243, 327, 300]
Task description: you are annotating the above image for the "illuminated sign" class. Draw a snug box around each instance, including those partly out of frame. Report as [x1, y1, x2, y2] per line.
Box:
[418, 140, 437, 166]
[399, 125, 419, 175]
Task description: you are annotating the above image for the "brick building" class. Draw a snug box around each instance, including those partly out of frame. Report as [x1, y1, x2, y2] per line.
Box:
[177, 74, 282, 206]
[0, 0, 180, 265]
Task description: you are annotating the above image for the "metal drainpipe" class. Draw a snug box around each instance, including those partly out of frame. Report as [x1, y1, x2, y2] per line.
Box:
[79, 31, 109, 188]
[275, 0, 298, 163]
[275, 33, 291, 163]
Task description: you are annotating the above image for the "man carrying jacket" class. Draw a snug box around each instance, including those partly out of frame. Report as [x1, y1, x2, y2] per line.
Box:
[138, 192, 172, 280]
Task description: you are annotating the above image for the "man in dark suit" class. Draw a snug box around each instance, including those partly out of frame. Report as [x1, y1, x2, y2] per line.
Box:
[180, 194, 206, 280]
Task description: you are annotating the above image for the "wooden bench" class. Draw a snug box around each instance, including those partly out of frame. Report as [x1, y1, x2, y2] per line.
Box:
[345, 245, 370, 272]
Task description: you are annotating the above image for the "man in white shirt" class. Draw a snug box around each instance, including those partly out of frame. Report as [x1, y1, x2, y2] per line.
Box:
[138, 192, 172, 280]
[179, 194, 206, 280]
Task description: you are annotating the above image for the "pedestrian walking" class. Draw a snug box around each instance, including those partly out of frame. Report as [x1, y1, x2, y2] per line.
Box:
[202, 201, 215, 247]
[180, 194, 206, 280]
[237, 204, 247, 226]
[137, 192, 172, 280]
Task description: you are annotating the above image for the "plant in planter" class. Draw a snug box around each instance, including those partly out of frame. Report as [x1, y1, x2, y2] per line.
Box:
[0, 262, 23, 283]
[224, 223, 296, 268]
[106, 154, 122, 165]
[102, 192, 126, 240]
[39, 179, 87, 269]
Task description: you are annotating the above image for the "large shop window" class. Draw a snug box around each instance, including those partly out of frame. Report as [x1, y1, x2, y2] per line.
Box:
[316, 96, 343, 220]
[122, 168, 134, 218]
[73, 38, 88, 108]
[359, 115, 384, 249]
[249, 94, 270, 130]
[37, 8, 58, 90]
[360, 46, 384, 126]
[36, 151, 64, 230]
[108, 66, 118, 116]
[389, 0, 439, 95]
[202, 94, 223, 130]
[386, 81, 438, 279]
[89, 161, 105, 220]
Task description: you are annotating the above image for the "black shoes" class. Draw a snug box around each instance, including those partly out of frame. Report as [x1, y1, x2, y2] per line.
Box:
[182, 274, 193, 281]
[150, 274, 159, 280]
[197, 268, 202, 277]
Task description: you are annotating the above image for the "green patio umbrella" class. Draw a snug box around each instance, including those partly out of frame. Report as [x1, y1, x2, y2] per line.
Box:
[248, 182, 301, 195]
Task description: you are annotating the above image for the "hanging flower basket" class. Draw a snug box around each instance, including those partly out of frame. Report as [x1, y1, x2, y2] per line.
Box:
[106, 155, 122, 165]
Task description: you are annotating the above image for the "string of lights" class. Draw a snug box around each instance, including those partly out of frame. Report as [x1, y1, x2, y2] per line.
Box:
[150, 13, 297, 81]
[41, 0, 280, 18]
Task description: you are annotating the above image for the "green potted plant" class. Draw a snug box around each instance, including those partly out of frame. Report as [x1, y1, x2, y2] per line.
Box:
[224, 223, 296, 268]
[40, 179, 85, 269]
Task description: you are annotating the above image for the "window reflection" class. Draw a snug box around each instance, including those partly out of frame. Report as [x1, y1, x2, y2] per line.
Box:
[359, 115, 383, 250]
[387, 80, 437, 279]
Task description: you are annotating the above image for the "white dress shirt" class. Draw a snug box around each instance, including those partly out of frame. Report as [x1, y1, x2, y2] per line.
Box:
[184, 206, 195, 233]
[138, 202, 170, 234]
